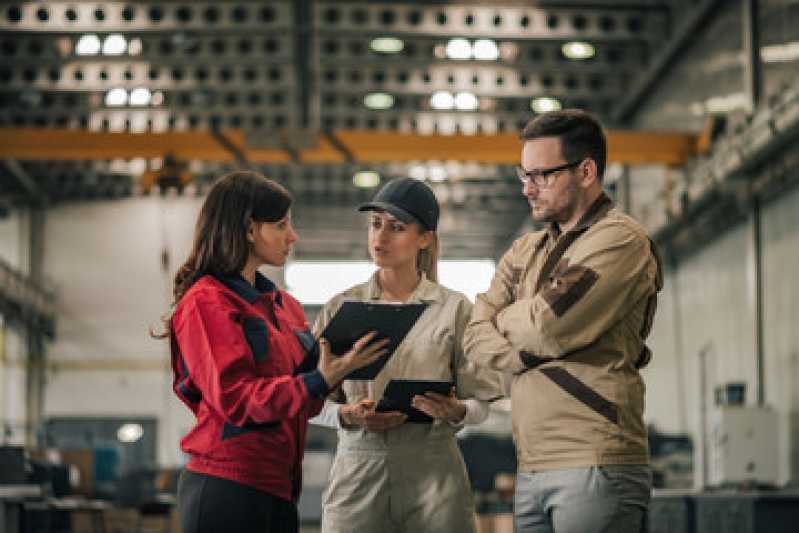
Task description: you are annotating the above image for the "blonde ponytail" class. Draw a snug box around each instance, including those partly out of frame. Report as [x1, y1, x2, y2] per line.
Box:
[416, 232, 439, 283]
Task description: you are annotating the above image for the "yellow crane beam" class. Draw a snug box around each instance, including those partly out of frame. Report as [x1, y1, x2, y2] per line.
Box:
[0, 127, 699, 165]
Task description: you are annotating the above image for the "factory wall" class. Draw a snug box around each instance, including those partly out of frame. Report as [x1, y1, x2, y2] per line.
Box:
[627, 0, 799, 486]
[0, 209, 33, 445]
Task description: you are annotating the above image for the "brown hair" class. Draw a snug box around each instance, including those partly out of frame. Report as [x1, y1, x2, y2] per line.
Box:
[417, 231, 439, 283]
[153, 171, 292, 337]
[520, 108, 607, 181]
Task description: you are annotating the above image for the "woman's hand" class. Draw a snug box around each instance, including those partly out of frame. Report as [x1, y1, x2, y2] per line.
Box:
[411, 388, 467, 423]
[317, 332, 388, 389]
[339, 399, 407, 431]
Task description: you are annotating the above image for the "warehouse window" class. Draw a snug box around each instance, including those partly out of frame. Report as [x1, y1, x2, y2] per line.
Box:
[286, 260, 495, 304]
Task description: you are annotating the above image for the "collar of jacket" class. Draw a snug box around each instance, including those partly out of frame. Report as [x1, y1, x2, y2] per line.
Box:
[216, 271, 281, 305]
[365, 271, 444, 304]
[546, 191, 614, 241]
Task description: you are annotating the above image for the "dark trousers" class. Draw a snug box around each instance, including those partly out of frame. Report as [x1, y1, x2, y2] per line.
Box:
[178, 470, 299, 533]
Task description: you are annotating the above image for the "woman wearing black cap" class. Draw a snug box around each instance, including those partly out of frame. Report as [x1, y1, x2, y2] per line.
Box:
[310, 178, 504, 533]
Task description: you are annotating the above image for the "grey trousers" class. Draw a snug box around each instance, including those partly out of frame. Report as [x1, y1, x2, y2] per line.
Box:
[514, 465, 651, 533]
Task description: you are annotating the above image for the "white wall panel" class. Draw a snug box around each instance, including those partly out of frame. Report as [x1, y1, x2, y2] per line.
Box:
[0, 209, 25, 268]
[40, 196, 286, 464]
[43, 196, 202, 465]
[762, 185, 799, 484]
[643, 267, 690, 434]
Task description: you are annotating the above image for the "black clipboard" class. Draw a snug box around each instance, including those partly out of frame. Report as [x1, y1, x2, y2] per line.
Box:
[376, 379, 454, 423]
[317, 301, 428, 380]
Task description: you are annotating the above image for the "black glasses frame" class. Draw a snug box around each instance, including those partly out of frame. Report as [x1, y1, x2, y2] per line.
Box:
[515, 159, 584, 188]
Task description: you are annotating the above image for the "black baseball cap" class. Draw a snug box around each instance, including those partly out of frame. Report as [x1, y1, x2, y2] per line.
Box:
[358, 178, 440, 231]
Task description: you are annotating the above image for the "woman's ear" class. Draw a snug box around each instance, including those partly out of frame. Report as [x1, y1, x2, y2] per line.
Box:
[418, 230, 433, 250]
[246, 220, 256, 244]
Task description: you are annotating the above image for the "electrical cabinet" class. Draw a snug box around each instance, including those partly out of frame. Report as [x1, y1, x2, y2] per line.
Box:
[709, 406, 778, 486]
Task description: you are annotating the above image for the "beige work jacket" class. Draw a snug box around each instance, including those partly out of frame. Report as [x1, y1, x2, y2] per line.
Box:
[463, 193, 663, 472]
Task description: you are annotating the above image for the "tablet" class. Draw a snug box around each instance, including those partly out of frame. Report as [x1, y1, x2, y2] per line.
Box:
[317, 301, 428, 380]
[376, 378, 454, 423]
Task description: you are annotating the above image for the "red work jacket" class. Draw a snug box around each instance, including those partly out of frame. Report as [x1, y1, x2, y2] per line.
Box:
[170, 272, 326, 502]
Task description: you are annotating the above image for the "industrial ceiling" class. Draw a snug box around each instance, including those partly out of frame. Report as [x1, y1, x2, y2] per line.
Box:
[0, 0, 709, 260]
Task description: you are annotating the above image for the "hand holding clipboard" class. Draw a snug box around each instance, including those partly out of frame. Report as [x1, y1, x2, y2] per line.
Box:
[316, 301, 428, 380]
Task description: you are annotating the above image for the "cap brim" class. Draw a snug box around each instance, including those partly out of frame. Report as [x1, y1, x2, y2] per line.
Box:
[358, 201, 418, 225]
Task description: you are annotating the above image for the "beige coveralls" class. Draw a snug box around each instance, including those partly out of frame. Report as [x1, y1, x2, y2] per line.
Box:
[314, 273, 504, 533]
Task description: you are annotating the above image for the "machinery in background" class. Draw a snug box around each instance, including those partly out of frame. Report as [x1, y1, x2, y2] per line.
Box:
[140, 153, 194, 195]
[709, 405, 779, 488]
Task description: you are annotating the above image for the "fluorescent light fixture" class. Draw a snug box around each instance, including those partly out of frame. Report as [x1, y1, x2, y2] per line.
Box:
[370, 37, 404, 54]
[128, 37, 143, 56]
[409, 165, 427, 180]
[151, 91, 164, 106]
[445, 38, 472, 60]
[428, 165, 447, 182]
[129, 87, 152, 106]
[117, 423, 144, 443]
[286, 260, 496, 304]
[75, 34, 101, 56]
[353, 170, 381, 188]
[430, 91, 455, 110]
[363, 92, 394, 110]
[102, 34, 127, 56]
[531, 97, 562, 114]
[473, 39, 499, 61]
[562, 41, 595, 60]
[105, 88, 128, 107]
[761, 41, 799, 63]
[454, 91, 479, 111]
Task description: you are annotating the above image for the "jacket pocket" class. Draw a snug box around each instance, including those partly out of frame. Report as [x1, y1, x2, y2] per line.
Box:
[242, 317, 269, 363]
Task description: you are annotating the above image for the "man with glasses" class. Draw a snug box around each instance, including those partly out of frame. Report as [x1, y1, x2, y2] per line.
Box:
[464, 109, 663, 533]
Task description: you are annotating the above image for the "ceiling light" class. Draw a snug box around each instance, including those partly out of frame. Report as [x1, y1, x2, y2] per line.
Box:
[363, 92, 394, 110]
[473, 39, 499, 61]
[117, 423, 144, 443]
[370, 37, 404, 54]
[445, 38, 472, 60]
[105, 88, 128, 107]
[75, 34, 101, 56]
[562, 41, 595, 60]
[353, 171, 381, 188]
[151, 91, 164, 106]
[454, 92, 479, 111]
[430, 91, 455, 110]
[102, 34, 127, 56]
[129, 87, 152, 106]
[530, 97, 562, 114]
[428, 165, 447, 182]
[127, 37, 143, 56]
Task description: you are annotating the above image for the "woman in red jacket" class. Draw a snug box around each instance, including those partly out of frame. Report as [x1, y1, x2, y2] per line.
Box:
[163, 171, 387, 533]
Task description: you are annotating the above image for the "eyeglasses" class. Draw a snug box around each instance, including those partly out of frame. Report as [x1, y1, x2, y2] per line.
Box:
[515, 159, 583, 188]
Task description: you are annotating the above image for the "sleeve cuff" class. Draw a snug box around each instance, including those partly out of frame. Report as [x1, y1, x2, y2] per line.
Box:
[308, 401, 342, 429]
[520, 350, 548, 369]
[302, 369, 330, 399]
[449, 398, 490, 427]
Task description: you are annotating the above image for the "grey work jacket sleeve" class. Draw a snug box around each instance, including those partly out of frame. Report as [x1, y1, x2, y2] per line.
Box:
[497, 223, 656, 362]
[463, 241, 528, 373]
